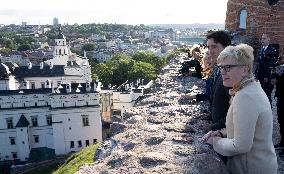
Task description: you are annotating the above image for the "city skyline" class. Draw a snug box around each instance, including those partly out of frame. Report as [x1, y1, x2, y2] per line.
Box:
[0, 0, 228, 25]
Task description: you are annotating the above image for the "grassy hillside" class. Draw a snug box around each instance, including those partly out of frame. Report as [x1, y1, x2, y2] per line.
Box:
[53, 144, 100, 174]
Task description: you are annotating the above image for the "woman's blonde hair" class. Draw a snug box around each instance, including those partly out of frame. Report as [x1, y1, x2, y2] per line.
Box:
[202, 50, 213, 79]
[217, 44, 254, 75]
[190, 44, 203, 61]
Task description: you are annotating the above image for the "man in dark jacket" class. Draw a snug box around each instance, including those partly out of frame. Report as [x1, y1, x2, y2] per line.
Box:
[206, 31, 231, 131]
[255, 34, 278, 102]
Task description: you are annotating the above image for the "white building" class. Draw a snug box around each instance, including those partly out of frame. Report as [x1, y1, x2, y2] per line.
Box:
[0, 82, 102, 162]
[89, 34, 106, 41]
[161, 44, 177, 54]
[101, 79, 153, 123]
[93, 51, 113, 63]
[45, 29, 88, 67]
[0, 29, 102, 162]
[150, 30, 173, 40]
[0, 53, 30, 66]
[0, 63, 17, 90]
[111, 88, 143, 120]
[0, 61, 92, 91]
[0, 28, 92, 91]
[100, 85, 144, 139]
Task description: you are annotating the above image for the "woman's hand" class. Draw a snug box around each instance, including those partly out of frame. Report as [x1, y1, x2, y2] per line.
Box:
[180, 94, 196, 100]
[201, 130, 222, 144]
[201, 131, 213, 142]
[205, 136, 214, 145]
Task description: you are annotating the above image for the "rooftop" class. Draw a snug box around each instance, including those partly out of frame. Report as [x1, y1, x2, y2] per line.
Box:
[14, 65, 65, 78]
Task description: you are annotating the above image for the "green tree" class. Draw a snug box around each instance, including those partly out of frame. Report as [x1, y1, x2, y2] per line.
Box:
[46, 28, 58, 43]
[23, 36, 36, 45]
[92, 63, 113, 87]
[5, 39, 15, 50]
[110, 54, 134, 86]
[90, 51, 175, 87]
[82, 43, 95, 51]
[132, 51, 166, 73]
[0, 37, 5, 45]
[128, 61, 156, 82]
[17, 44, 31, 51]
[14, 36, 25, 45]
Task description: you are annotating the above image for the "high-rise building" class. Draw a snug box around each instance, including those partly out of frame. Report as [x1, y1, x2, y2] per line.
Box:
[22, 22, 27, 27]
[53, 17, 59, 26]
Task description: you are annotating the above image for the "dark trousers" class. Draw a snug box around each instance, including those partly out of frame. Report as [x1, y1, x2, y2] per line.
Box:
[260, 81, 273, 103]
[278, 99, 284, 145]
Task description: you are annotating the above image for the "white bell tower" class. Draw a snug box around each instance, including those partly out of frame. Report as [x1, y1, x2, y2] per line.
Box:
[53, 27, 68, 56]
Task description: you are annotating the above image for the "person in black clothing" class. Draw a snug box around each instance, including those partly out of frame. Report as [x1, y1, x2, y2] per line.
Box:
[179, 59, 202, 78]
[255, 34, 278, 102]
[206, 31, 231, 131]
[179, 45, 203, 78]
[190, 46, 203, 78]
[271, 55, 284, 153]
[201, 31, 231, 164]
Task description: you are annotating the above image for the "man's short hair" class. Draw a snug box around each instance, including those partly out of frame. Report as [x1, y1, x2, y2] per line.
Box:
[206, 31, 231, 47]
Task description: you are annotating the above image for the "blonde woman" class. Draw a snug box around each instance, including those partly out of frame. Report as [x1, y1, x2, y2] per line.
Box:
[202, 44, 277, 174]
[181, 51, 214, 101]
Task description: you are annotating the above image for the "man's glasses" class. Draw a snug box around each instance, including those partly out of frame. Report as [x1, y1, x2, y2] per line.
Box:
[218, 64, 245, 72]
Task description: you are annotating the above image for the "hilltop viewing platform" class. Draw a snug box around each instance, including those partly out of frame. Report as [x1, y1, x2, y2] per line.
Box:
[76, 54, 228, 173]
[75, 53, 284, 174]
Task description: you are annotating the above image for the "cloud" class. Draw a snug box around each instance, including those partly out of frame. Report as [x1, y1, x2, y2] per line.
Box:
[0, 9, 20, 16]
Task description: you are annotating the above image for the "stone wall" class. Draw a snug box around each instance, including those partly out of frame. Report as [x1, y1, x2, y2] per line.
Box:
[76, 55, 229, 174]
[225, 0, 284, 53]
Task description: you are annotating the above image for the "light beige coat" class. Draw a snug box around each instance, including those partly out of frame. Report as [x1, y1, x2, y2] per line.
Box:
[213, 81, 278, 174]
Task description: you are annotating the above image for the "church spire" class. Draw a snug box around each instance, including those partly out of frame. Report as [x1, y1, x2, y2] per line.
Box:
[53, 26, 68, 56]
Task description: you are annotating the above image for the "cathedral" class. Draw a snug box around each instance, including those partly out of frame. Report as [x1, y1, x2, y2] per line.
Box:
[0, 29, 102, 162]
[0, 28, 92, 91]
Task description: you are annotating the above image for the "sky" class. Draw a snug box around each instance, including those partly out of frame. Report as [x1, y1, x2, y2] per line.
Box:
[0, 0, 228, 25]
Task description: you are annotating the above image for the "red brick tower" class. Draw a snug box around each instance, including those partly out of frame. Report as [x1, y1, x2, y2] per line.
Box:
[225, 0, 284, 54]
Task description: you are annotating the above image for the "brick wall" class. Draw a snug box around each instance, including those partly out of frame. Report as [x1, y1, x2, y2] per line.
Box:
[225, 0, 284, 54]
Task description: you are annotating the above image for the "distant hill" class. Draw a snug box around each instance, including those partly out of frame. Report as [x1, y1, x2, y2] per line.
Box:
[150, 23, 225, 30]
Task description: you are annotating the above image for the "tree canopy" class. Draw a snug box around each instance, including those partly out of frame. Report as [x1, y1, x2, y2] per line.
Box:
[128, 61, 156, 82]
[91, 51, 178, 87]
[17, 44, 31, 51]
[82, 43, 95, 51]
